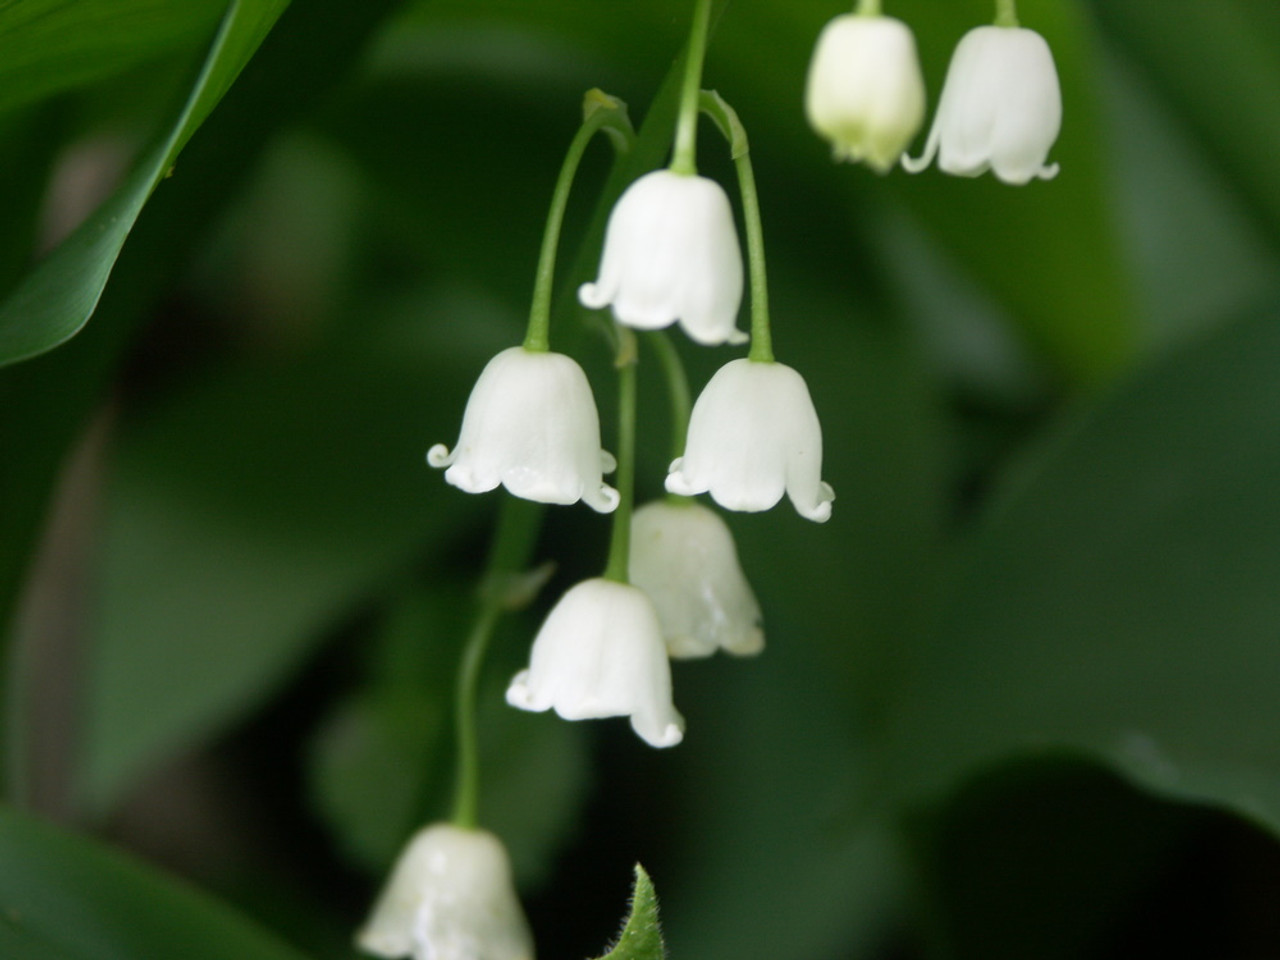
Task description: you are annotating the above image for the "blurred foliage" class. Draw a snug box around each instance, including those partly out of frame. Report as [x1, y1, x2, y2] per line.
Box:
[2, 0, 1280, 958]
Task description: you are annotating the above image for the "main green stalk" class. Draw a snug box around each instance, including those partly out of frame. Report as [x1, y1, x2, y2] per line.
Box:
[602, 330, 639, 583]
[669, 0, 713, 176]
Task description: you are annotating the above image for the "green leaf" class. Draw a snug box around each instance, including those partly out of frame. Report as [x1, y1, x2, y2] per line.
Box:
[81, 348, 483, 814]
[0, 0, 291, 366]
[885, 305, 1280, 834]
[0, 805, 312, 960]
[0, 0, 225, 118]
[594, 865, 666, 960]
[1091, 0, 1280, 251]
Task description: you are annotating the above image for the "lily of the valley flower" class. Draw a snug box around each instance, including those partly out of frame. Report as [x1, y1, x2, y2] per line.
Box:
[805, 12, 926, 172]
[579, 170, 746, 346]
[428, 346, 619, 513]
[357, 823, 534, 960]
[902, 25, 1062, 185]
[630, 500, 763, 659]
[506, 578, 685, 748]
[666, 358, 834, 523]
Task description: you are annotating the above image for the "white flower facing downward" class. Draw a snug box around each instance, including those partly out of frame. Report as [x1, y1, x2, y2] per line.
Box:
[428, 346, 619, 513]
[902, 25, 1062, 185]
[630, 500, 763, 659]
[667, 358, 834, 523]
[579, 170, 746, 346]
[506, 578, 684, 748]
[805, 13, 926, 172]
[357, 824, 534, 960]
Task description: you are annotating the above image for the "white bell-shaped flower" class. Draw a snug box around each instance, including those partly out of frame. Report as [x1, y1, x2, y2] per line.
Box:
[630, 500, 763, 659]
[428, 346, 619, 513]
[357, 823, 534, 960]
[579, 170, 746, 346]
[902, 25, 1061, 185]
[666, 358, 834, 523]
[506, 578, 684, 748]
[805, 13, 926, 172]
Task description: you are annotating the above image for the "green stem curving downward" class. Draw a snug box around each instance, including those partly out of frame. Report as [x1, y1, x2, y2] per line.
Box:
[524, 90, 634, 353]
[995, 0, 1020, 27]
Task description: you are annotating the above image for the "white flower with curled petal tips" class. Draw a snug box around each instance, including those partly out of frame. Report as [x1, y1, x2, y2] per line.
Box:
[805, 13, 926, 172]
[630, 500, 763, 659]
[666, 358, 834, 523]
[902, 25, 1062, 185]
[357, 823, 534, 960]
[506, 578, 685, 748]
[428, 346, 619, 514]
[579, 170, 746, 346]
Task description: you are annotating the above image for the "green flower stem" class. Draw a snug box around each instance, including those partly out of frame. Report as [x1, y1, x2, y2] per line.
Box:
[669, 0, 713, 176]
[603, 329, 639, 583]
[857, 0, 882, 16]
[646, 331, 692, 464]
[451, 498, 545, 830]
[524, 90, 635, 353]
[995, 0, 1019, 27]
[698, 91, 774, 363]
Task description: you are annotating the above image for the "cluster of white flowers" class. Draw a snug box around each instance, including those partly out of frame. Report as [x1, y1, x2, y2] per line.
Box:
[805, 4, 1062, 185]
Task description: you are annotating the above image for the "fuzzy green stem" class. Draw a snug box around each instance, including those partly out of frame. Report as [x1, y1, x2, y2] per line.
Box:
[669, 0, 713, 176]
[995, 0, 1019, 27]
[857, 0, 882, 15]
[524, 91, 634, 353]
[450, 498, 544, 829]
[646, 331, 692, 463]
[602, 330, 639, 583]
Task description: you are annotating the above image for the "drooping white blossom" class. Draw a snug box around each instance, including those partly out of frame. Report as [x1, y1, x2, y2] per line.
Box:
[579, 170, 746, 346]
[902, 25, 1062, 185]
[805, 13, 926, 172]
[506, 578, 684, 748]
[630, 500, 763, 659]
[357, 823, 534, 960]
[666, 358, 834, 523]
[428, 346, 619, 513]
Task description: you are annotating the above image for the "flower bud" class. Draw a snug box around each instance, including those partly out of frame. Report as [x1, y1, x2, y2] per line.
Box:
[579, 170, 746, 347]
[666, 358, 834, 523]
[506, 578, 684, 748]
[630, 500, 763, 659]
[428, 346, 619, 513]
[357, 824, 534, 960]
[805, 13, 926, 172]
[902, 25, 1061, 185]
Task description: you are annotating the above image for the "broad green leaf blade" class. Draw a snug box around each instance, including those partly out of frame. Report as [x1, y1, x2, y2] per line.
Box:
[0, 805, 312, 960]
[82, 348, 483, 814]
[0, 0, 290, 366]
[595, 865, 666, 960]
[885, 305, 1280, 833]
[0, 0, 224, 117]
[1091, 0, 1280, 251]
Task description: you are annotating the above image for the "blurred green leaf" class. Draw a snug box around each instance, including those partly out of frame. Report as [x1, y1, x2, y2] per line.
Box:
[0, 0, 224, 117]
[885, 304, 1280, 834]
[82, 349, 483, 814]
[594, 865, 666, 960]
[0, 805, 312, 960]
[0, 0, 290, 366]
[1091, 0, 1280, 251]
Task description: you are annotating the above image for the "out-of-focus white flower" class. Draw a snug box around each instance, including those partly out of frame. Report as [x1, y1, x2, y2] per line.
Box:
[804, 13, 926, 172]
[630, 500, 763, 659]
[428, 346, 619, 513]
[506, 578, 684, 748]
[902, 25, 1061, 185]
[666, 358, 834, 523]
[357, 823, 534, 960]
[579, 170, 746, 346]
